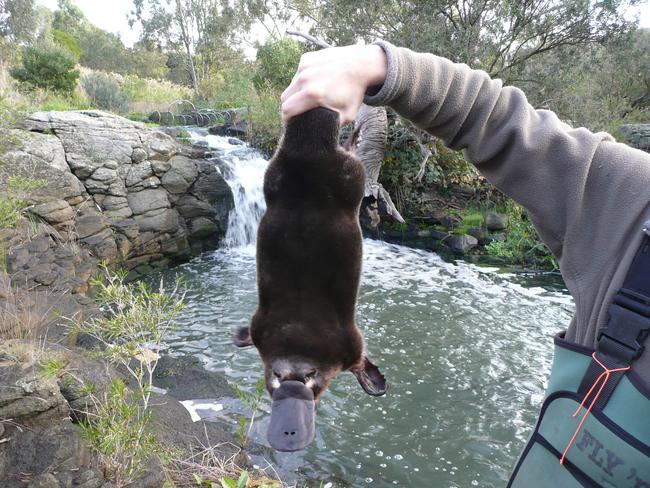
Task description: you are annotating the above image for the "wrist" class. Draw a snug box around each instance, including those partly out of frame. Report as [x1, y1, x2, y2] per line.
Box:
[363, 45, 388, 88]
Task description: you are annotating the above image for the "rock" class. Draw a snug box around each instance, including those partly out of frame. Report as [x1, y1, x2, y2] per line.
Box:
[176, 195, 215, 219]
[1, 131, 85, 203]
[145, 131, 177, 160]
[27, 473, 60, 488]
[80, 228, 118, 261]
[75, 214, 108, 239]
[90, 167, 117, 183]
[189, 217, 219, 239]
[126, 188, 170, 215]
[491, 232, 506, 242]
[192, 161, 234, 224]
[133, 208, 179, 233]
[160, 156, 199, 194]
[6, 247, 29, 273]
[449, 234, 478, 254]
[620, 124, 650, 152]
[28, 235, 51, 253]
[440, 214, 461, 229]
[151, 160, 171, 176]
[485, 212, 508, 231]
[111, 218, 140, 240]
[30, 200, 75, 225]
[131, 147, 148, 164]
[467, 226, 486, 240]
[0, 368, 69, 425]
[125, 162, 154, 188]
[228, 137, 244, 145]
[430, 229, 451, 241]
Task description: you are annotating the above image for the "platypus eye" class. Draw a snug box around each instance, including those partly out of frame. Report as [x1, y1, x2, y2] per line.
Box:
[273, 370, 281, 379]
[305, 369, 317, 379]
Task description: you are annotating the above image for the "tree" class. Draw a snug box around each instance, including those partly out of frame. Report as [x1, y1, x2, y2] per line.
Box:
[253, 37, 304, 91]
[10, 43, 79, 92]
[515, 27, 650, 132]
[129, 0, 256, 94]
[78, 27, 130, 74]
[0, 0, 37, 44]
[52, 0, 85, 35]
[288, 0, 639, 81]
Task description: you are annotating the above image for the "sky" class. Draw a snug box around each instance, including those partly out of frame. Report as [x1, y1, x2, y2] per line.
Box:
[37, 0, 650, 49]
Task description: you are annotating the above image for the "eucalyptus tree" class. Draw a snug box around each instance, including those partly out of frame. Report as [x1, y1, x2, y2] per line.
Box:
[288, 0, 639, 81]
[0, 0, 37, 44]
[130, 0, 256, 94]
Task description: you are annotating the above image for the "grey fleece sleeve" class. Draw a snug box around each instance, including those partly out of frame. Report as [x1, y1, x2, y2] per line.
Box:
[364, 41, 650, 350]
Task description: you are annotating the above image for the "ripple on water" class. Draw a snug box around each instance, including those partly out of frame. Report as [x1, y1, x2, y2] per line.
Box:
[157, 238, 574, 487]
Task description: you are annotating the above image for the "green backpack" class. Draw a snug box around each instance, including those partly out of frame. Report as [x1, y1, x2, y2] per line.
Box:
[509, 222, 650, 488]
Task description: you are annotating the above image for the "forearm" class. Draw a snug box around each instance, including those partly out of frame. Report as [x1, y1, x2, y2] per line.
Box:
[364, 42, 650, 313]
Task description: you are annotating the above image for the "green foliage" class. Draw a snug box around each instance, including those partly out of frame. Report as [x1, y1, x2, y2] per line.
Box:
[11, 43, 79, 93]
[220, 471, 249, 488]
[52, 29, 81, 59]
[78, 27, 129, 74]
[253, 38, 304, 92]
[290, 0, 637, 80]
[246, 84, 282, 155]
[231, 378, 266, 448]
[516, 29, 650, 133]
[0, 176, 47, 229]
[121, 74, 193, 112]
[486, 204, 558, 269]
[52, 0, 86, 34]
[80, 378, 160, 485]
[82, 72, 128, 112]
[80, 268, 186, 485]
[0, 0, 38, 44]
[380, 124, 478, 217]
[39, 355, 68, 379]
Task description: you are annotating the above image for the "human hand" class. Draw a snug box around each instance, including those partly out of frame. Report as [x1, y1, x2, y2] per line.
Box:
[280, 44, 388, 125]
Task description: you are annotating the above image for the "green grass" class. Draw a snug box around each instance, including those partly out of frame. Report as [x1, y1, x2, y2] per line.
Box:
[0, 176, 47, 229]
[39, 355, 68, 379]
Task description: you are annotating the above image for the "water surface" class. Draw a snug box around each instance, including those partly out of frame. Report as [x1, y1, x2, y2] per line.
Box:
[159, 134, 574, 487]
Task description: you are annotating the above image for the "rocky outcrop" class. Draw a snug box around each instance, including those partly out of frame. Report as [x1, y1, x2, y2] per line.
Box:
[0, 346, 241, 488]
[620, 124, 650, 153]
[0, 110, 233, 294]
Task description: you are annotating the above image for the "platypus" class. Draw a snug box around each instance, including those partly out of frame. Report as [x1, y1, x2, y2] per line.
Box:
[234, 107, 387, 452]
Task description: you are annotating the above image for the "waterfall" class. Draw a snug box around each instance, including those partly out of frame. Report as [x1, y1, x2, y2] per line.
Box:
[187, 131, 268, 247]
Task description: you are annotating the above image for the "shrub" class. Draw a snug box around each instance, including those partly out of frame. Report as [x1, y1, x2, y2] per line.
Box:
[82, 72, 128, 112]
[10, 43, 80, 93]
[246, 84, 282, 155]
[52, 29, 81, 60]
[121, 74, 193, 113]
[253, 38, 304, 92]
[80, 268, 185, 485]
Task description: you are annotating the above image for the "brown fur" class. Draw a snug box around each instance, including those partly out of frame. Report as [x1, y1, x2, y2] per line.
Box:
[237, 107, 385, 400]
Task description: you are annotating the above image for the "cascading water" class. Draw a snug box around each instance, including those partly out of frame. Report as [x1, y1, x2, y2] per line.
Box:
[162, 131, 575, 487]
[188, 130, 268, 247]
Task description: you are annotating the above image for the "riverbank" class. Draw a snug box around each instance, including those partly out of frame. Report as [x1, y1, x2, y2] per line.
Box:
[0, 111, 284, 487]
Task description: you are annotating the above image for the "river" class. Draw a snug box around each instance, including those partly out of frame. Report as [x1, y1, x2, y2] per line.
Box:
[158, 132, 575, 487]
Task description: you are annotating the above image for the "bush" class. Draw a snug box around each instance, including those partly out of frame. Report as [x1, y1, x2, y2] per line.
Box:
[10, 43, 80, 93]
[121, 74, 193, 113]
[253, 38, 304, 92]
[82, 72, 128, 112]
[52, 29, 81, 60]
[247, 84, 282, 155]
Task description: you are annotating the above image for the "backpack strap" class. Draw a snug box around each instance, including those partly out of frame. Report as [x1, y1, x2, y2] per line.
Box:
[597, 219, 650, 364]
[577, 220, 650, 407]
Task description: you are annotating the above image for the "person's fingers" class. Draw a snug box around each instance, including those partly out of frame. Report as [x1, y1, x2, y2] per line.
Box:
[281, 90, 328, 123]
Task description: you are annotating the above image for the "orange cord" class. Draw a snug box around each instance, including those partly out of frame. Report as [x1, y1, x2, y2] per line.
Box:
[559, 352, 630, 465]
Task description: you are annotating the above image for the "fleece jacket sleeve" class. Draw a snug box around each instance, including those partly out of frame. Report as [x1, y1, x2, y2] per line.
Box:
[364, 41, 650, 351]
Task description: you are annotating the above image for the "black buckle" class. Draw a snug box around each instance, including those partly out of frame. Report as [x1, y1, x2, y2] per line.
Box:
[597, 299, 650, 363]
